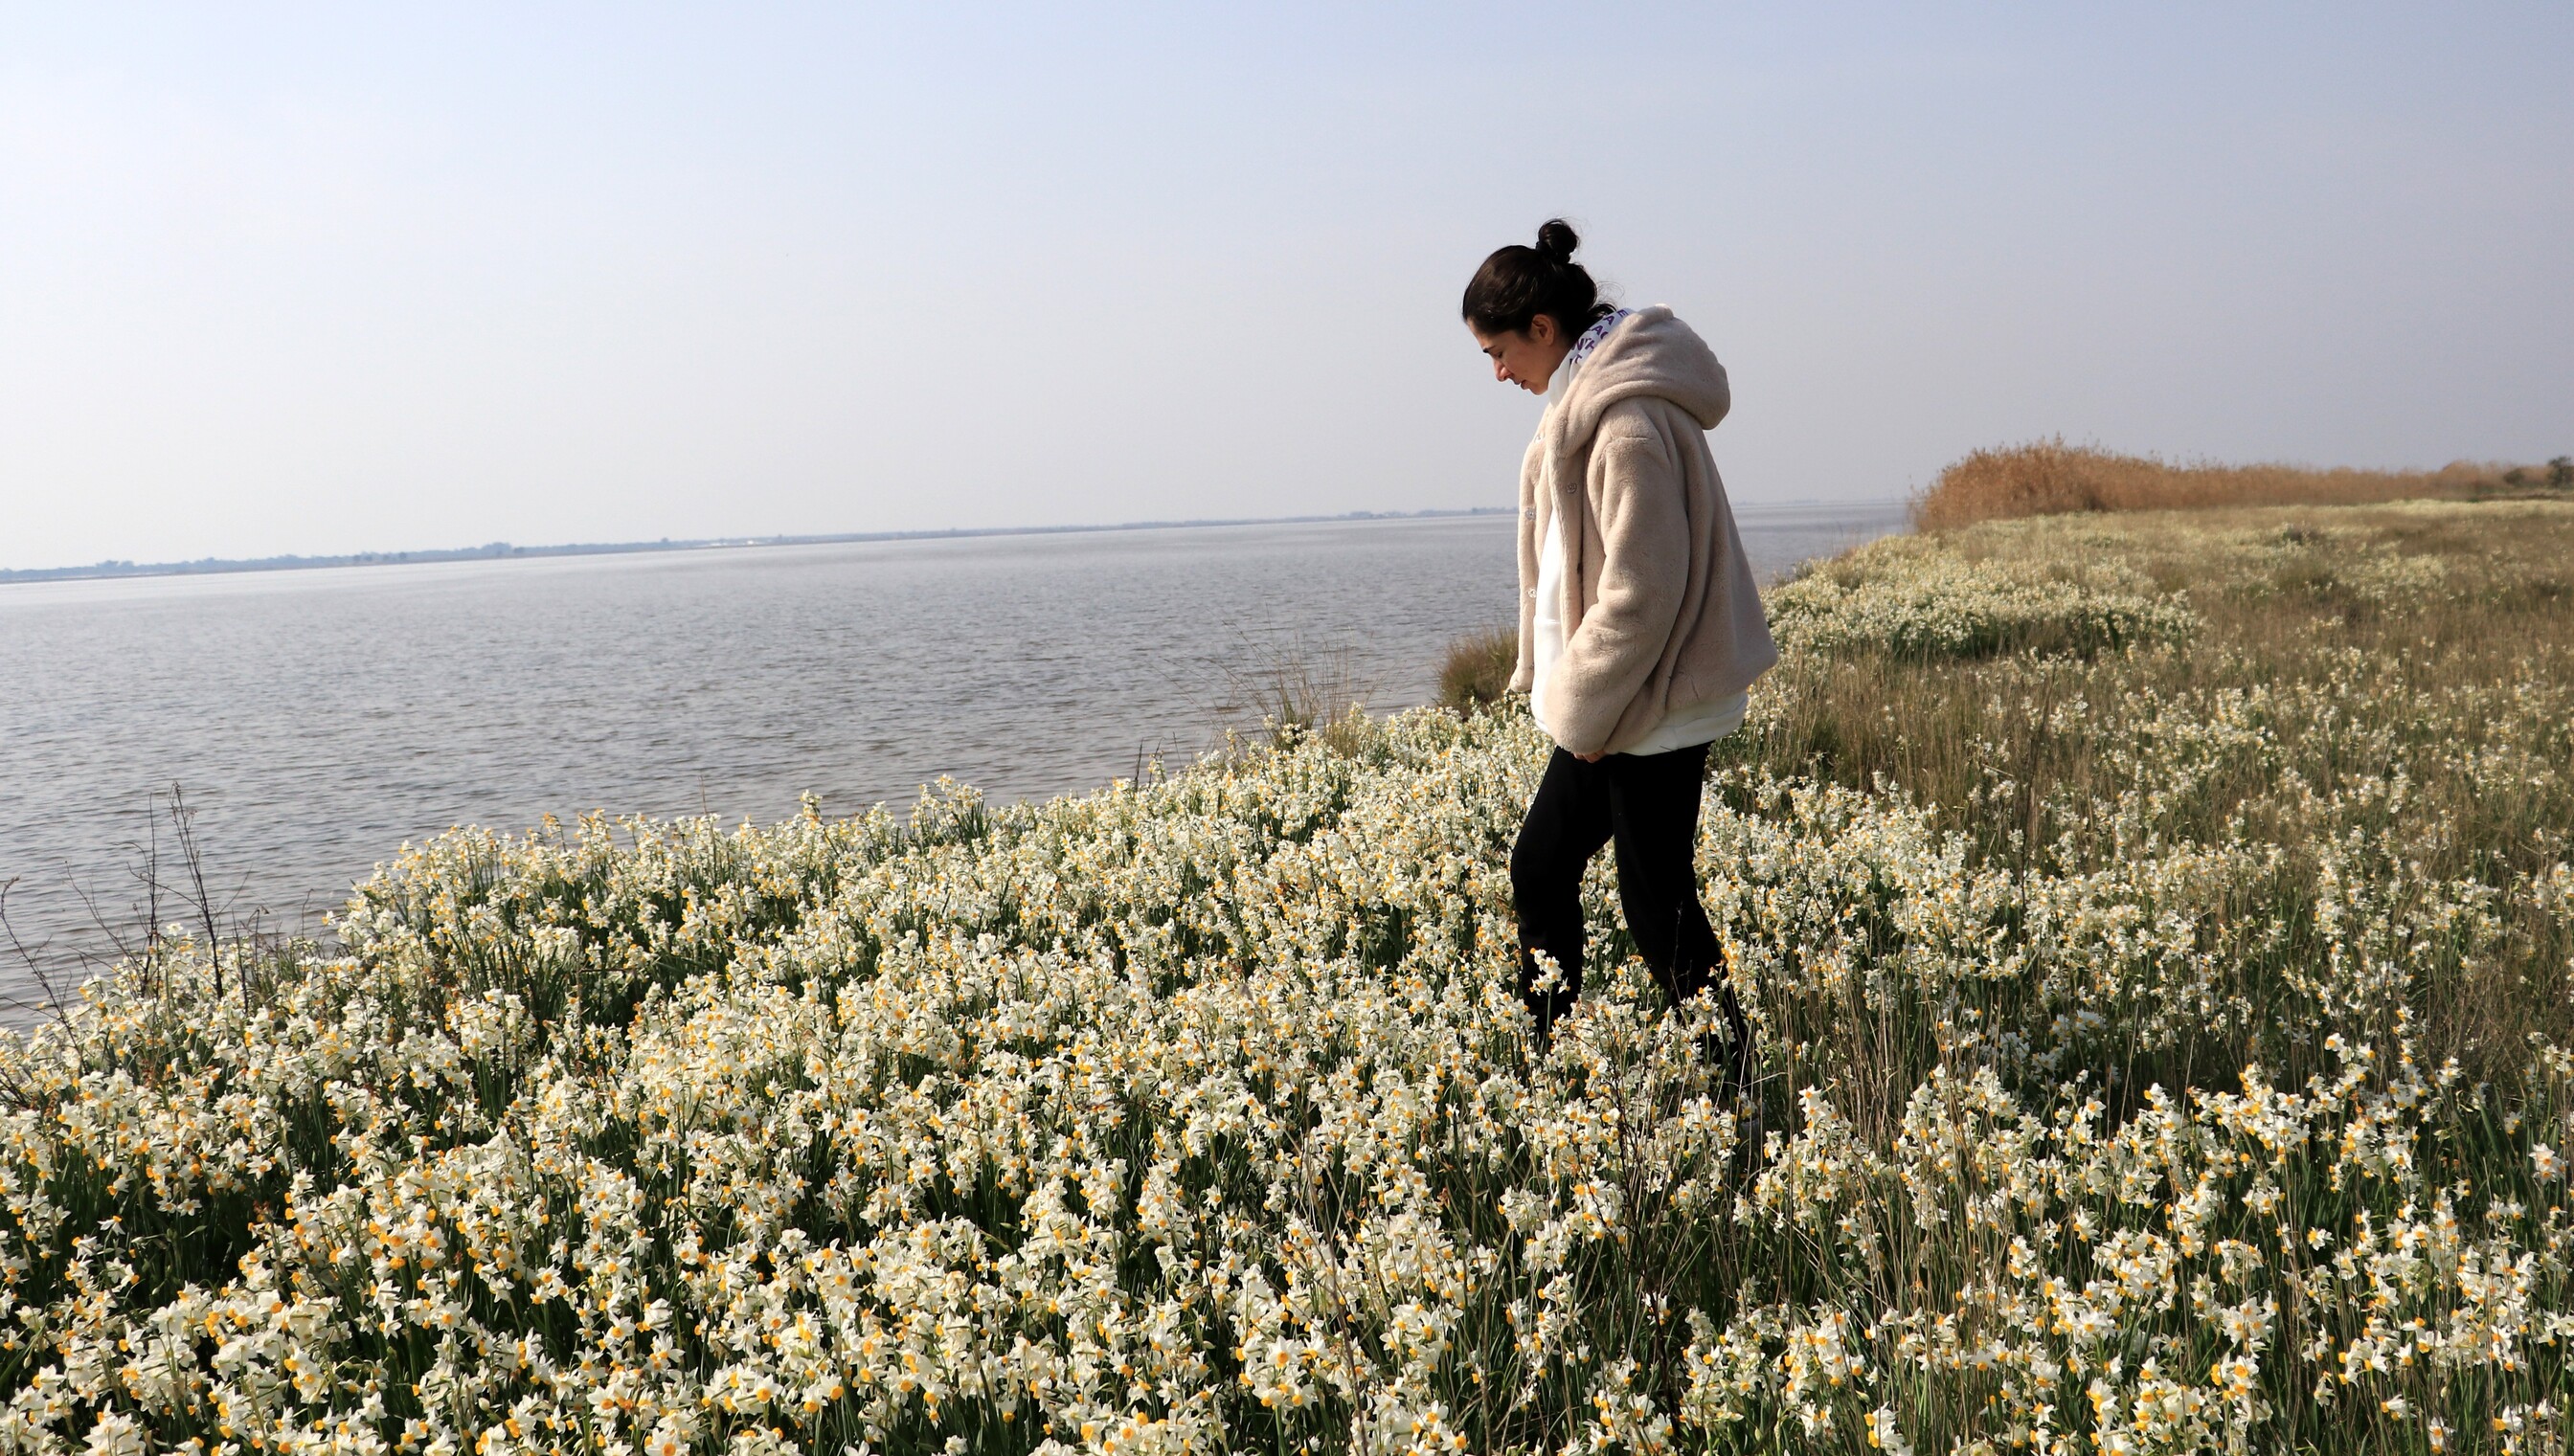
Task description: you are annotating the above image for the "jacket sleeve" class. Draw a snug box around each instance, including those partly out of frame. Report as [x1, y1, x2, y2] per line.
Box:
[1541, 413, 1690, 755]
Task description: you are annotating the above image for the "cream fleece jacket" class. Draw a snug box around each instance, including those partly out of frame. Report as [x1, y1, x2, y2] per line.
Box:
[1508, 306, 1779, 756]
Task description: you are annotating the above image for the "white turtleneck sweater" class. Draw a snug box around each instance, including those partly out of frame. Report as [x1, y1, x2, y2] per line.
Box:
[1529, 311, 1749, 755]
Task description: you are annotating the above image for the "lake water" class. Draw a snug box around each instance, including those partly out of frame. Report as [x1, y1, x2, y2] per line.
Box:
[0, 503, 1904, 1011]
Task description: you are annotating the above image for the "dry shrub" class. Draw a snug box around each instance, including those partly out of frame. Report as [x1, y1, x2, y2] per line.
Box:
[1437, 625, 1519, 711]
[1216, 638, 1379, 755]
[1911, 437, 2515, 530]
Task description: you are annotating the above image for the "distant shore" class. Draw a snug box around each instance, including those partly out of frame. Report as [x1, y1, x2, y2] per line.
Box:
[1, 506, 1515, 587]
[2, 499, 1908, 588]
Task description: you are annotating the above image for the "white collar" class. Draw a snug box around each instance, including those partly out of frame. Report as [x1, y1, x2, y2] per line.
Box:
[1547, 307, 1634, 403]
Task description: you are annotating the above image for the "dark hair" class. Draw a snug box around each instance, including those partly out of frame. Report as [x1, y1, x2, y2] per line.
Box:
[1461, 218, 1612, 340]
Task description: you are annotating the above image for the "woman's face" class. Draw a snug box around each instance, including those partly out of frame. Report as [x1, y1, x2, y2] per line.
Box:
[1469, 314, 1570, 394]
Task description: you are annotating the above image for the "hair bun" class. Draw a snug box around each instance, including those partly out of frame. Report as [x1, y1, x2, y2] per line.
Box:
[1462, 220, 1609, 338]
[1534, 218, 1580, 264]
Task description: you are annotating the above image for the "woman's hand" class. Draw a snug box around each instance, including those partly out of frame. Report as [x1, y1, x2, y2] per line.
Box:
[1573, 750, 1606, 763]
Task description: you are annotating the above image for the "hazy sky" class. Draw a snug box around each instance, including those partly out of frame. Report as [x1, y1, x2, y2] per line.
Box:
[4, 4, 2568, 570]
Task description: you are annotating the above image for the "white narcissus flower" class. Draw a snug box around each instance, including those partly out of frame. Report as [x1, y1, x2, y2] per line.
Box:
[1867, 1405, 1914, 1456]
[2, 502, 2569, 1455]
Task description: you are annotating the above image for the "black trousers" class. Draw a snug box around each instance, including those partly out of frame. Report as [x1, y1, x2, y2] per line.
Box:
[1510, 742, 1748, 1051]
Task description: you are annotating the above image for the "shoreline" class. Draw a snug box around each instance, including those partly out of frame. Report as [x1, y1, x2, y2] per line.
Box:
[0, 504, 1911, 1004]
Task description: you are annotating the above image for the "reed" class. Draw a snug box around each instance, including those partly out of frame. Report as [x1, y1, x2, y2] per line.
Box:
[1908, 437, 2535, 530]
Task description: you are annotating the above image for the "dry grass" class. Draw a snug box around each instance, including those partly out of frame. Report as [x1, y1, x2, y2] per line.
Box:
[1436, 625, 1519, 711]
[1908, 437, 2540, 530]
[1213, 636, 1380, 755]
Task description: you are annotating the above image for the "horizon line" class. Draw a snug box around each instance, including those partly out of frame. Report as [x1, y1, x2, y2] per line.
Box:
[1, 496, 1913, 587]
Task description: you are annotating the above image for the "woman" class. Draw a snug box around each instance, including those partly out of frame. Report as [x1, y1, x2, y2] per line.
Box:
[1463, 219, 1776, 1078]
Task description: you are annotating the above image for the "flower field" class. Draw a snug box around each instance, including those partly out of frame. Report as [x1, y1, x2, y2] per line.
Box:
[4, 501, 2571, 1454]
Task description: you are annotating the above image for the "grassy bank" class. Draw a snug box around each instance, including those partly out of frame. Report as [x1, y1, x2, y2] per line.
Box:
[4, 501, 2571, 1454]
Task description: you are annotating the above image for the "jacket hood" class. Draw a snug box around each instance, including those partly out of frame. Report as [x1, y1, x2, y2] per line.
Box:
[1543, 306, 1729, 459]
